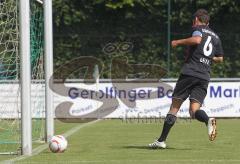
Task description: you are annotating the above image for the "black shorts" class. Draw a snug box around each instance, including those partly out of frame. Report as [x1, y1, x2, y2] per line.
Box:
[172, 74, 209, 105]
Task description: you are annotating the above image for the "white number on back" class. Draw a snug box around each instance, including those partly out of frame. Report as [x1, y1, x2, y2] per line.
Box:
[203, 36, 213, 56]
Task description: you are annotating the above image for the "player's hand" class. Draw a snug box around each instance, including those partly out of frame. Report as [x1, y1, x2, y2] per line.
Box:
[171, 40, 178, 48]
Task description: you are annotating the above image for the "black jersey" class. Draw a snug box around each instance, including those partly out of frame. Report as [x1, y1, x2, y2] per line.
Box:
[181, 25, 224, 81]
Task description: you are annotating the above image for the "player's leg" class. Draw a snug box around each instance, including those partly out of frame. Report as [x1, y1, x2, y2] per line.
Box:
[149, 74, 189, 148]
[158, 98, 182, 142]
[148, 98, 183, 148]
[189, 79, 217, 141]
[189, 100, 217, 141]
[156, 75, 190, 142]
[189, 100, 209, 125]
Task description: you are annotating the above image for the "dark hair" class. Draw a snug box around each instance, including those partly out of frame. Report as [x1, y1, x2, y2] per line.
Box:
[193, 9, 210, 24]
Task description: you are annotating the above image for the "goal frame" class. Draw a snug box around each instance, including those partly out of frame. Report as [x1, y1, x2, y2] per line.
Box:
[19, 0, 54, 155]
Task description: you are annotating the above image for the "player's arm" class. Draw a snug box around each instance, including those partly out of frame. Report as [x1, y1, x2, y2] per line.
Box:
[212, 56, 223, 63]
[172, 36, 202, 48]
[213, 39, 224, 63]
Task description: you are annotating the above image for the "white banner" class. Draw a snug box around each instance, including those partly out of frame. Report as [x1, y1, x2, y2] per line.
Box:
[53, 82, 240, 118]
[0, 81, 240, 118]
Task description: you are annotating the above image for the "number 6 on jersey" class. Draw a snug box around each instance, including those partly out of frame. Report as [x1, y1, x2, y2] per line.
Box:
[203, 36, 213, 56]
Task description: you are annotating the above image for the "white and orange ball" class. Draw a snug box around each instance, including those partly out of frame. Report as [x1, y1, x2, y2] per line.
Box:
[49, 135, 68, 153]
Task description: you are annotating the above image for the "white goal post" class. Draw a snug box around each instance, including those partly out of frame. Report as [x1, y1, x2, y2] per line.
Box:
[44, 0, 54, 143]
[19, 0, 32, 155]
[19, 0, 54, 155]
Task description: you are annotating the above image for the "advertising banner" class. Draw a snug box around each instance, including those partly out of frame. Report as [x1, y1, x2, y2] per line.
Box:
[0, 81, 239, 118]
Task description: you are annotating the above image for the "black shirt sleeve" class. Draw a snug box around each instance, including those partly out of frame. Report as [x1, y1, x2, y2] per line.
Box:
[215, 39, 224, 57]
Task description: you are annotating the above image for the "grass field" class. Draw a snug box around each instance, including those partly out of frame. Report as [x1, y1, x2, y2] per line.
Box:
[1, 119, 240, 164]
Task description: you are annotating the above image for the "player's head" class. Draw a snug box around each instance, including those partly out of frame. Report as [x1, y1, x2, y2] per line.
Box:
[192, 9, 210, 26]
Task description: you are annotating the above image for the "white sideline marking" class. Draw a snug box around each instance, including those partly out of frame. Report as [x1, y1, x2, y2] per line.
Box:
[3, 119, 100, 163]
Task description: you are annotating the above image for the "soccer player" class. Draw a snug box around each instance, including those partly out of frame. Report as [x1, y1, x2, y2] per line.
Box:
[149, 9, 224, 149]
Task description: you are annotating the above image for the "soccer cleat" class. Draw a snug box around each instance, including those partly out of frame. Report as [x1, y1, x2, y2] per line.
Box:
[148, 140, 166, 149]
[208, 118, 217, 141]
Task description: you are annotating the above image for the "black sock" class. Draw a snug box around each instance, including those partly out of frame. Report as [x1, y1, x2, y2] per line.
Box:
[194, 110, 209, 126]
[158, 114, 177, 142]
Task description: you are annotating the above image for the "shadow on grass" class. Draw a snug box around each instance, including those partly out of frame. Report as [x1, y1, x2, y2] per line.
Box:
[121, 145, 192, 150]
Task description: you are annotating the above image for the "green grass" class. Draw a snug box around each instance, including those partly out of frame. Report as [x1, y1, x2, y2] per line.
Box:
[2, 119, 240, 163]
[0, 120, 79, 161]
[0, 119, 45, 158]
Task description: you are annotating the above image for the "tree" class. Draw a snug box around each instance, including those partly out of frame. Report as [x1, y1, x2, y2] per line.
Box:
[52, 0, 240, 78]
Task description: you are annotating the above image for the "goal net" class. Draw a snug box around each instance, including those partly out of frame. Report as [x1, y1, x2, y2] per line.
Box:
[0, 0, 45, 154]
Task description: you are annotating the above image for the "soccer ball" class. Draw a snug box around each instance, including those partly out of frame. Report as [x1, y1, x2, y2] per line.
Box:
[49, 135, 68, 153]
